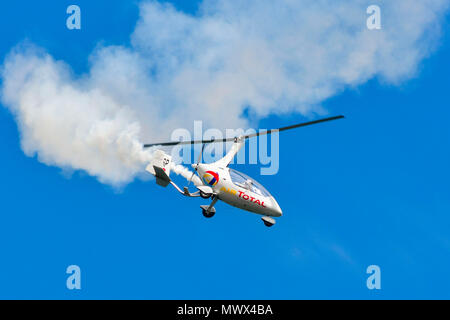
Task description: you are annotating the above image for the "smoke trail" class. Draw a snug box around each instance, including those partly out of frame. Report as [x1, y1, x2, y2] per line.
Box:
[0, 48, 157, 186]
[170, 163, 203, 186]
[1, 0, 449, 186]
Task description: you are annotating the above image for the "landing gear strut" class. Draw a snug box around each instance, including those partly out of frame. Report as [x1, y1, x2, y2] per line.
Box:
[201, 195, 218, 218]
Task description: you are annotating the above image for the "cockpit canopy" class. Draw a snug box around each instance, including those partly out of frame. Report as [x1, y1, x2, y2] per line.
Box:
[228, 168, 272, 197]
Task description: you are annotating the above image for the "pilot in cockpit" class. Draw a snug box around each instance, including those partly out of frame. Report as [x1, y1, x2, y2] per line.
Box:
[245, 179, 254, 190]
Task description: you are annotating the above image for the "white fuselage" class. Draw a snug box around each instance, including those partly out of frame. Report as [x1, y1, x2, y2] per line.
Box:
[195, 163, 282, 217]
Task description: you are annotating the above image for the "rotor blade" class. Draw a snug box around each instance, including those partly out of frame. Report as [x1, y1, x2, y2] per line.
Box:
[243, 115, 345, 139]
[144, 137, 229, 148]
[143, 115, 344, 148]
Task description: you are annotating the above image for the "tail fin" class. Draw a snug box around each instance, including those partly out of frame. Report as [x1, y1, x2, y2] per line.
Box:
[145, 150, 172, 187]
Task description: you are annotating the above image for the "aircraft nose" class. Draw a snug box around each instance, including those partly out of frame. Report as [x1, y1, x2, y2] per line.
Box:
[271, 198, 283, 217]
[275, 205, 283, 217]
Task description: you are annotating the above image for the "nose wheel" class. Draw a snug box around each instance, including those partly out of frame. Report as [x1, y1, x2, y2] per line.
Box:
[262, 216, 276, 227]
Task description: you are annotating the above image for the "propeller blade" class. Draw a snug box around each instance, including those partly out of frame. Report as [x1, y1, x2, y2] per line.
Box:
[187, 171, 196, 186]
[187, 143, 205, 187]
[196, 143, 205, 165]
[143, 115, 344, 148]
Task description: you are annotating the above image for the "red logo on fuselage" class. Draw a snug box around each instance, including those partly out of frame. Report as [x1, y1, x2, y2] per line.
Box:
[238, 190, 266, 207]
[220, 187, 267, 208]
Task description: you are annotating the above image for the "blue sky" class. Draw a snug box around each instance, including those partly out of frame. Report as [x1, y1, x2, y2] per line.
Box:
[0, 0, 449, 299]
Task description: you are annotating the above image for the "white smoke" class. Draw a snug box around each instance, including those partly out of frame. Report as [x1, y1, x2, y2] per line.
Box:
[1, 48, 157, 186]
[170, 163, 203, 186]
[1, 0, 449, 186]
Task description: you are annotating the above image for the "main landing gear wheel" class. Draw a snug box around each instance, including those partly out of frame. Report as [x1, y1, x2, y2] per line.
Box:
[200, 191, 211, 199]
[202, 208, 215, 218]
[200, 205, 216, 218]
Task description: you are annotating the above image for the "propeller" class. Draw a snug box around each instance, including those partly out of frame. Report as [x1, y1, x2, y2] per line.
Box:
[143, 115, 344, 148]
[187, 143, 206, 187]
